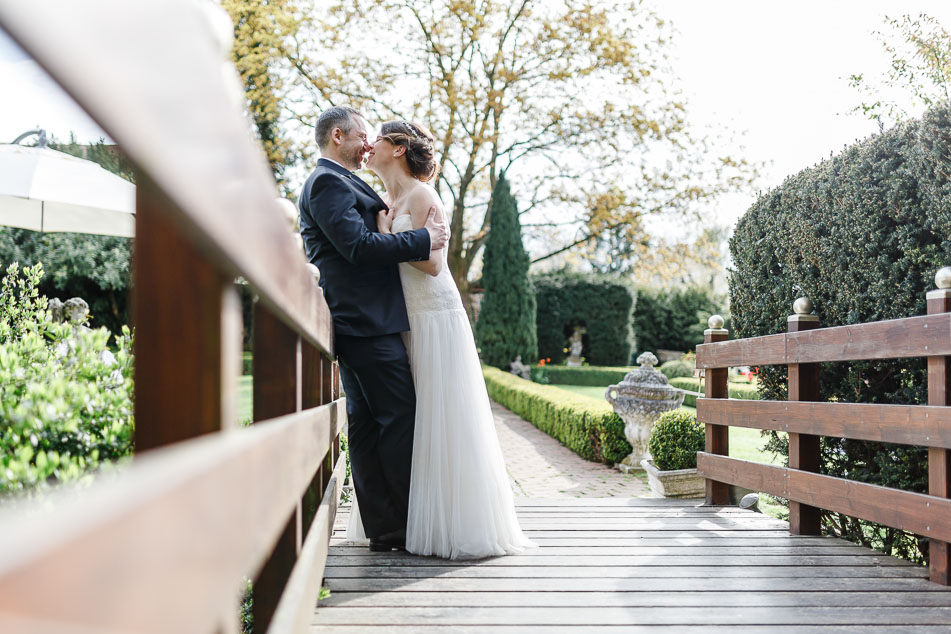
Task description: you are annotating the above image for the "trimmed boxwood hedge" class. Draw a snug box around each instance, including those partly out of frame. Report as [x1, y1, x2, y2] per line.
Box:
[530, 365, 632, 386]
[649, 409, 705, 471]
[534, 273, 635, 367]
[669, 377, 760, 408]
[483, 365, 631, 464]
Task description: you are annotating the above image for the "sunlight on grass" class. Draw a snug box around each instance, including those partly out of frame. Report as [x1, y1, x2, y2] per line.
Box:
[238, 375, 253, 425]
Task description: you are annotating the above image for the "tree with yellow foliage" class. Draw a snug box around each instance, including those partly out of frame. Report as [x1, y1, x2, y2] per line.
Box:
[222, 0, 306, 191]
[287, 0, 755, 299]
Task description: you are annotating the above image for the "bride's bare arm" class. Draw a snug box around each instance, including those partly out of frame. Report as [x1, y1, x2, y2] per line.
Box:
[406, 188, 446, 277]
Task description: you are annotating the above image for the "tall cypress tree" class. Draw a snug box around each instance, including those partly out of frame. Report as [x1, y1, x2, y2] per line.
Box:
[475, 175, 538, 368]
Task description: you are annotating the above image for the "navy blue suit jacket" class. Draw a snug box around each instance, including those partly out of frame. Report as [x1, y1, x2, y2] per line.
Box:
[298, 158, 431, 336]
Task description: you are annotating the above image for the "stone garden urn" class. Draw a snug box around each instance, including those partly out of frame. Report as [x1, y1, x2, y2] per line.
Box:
[605, 352, 685, 473]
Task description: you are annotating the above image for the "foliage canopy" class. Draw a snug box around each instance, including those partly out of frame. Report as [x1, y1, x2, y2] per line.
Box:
[289, 0, 755, 296]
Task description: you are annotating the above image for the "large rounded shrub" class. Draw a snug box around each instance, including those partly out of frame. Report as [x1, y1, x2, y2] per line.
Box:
[729, 102, 951, 563]
[648, 409, 704, 471]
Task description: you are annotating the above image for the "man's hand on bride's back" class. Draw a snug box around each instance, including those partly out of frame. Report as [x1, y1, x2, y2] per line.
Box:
[424, 206, 449, 250]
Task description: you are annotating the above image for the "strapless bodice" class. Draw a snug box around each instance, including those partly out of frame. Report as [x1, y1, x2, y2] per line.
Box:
[392, 214, 463, 316]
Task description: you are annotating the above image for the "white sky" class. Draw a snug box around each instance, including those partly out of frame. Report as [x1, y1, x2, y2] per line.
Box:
[1, 1, 950, 231]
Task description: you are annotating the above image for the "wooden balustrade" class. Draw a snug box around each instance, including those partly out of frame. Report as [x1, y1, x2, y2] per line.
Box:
[695, 273, 951, 586]
[0, 1, 346, 632]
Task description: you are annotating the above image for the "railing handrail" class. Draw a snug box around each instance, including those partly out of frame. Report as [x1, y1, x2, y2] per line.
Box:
[696, 313, 951, 369]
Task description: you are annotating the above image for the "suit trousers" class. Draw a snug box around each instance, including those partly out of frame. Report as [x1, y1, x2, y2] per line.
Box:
[336, 332, 416, 538]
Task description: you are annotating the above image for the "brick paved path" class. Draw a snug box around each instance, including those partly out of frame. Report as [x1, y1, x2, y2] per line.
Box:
[492, 401, 651, 498]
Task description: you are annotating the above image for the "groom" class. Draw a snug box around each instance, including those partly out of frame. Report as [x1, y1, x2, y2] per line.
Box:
[298, 106, 447, 551]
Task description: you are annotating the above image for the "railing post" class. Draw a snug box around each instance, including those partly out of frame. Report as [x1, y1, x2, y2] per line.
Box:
[788, 297, 821, 535]
[133, 178, 241, 451]
[300, 341, 325, 535]
[704, 315, 730, 505]
[252, 305, 302, 631]
[927, 267, 951, 585]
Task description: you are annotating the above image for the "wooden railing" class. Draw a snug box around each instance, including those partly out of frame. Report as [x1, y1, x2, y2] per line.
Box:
[0, 1, 345, 632]
[696, 271, 951, 586]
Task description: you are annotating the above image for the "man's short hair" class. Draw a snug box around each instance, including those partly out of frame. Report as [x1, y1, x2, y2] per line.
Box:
[315, 106, 363, 150]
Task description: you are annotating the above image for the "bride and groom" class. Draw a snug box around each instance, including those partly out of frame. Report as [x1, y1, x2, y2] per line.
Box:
[298, 106, 533, 559]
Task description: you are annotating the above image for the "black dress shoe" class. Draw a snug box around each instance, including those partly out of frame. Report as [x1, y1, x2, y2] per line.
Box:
[369, 528, 406, 552]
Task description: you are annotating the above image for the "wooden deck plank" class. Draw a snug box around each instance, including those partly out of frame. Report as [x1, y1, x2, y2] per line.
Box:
[325, 554, 911, 567]
[309, 626, 951, 633]
[324, 576, 947, 592]
[317, 590, 951, 608]
[322, 565, 925, 579]
[312, 606, 951, 626]
[315, 498, 949, 630]
[329, 546, 874, 556]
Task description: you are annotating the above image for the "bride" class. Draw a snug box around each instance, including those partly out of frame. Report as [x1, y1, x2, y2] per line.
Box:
[346, 120, 534, 559]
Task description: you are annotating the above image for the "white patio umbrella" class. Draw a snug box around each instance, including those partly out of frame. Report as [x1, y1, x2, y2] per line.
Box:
[0, 142, 136, 238]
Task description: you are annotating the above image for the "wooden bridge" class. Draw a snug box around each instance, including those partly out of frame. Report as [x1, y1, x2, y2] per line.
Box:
[1, 1, 951, 632]
[314, 499, 951, 632]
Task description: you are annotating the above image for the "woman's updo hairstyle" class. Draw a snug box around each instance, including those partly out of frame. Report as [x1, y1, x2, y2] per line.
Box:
[379, 120, 440, 182]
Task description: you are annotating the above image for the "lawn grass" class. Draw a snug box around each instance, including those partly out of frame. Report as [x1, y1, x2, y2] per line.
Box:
[556, 384, 610, 400]
[238, 375, 252, 425]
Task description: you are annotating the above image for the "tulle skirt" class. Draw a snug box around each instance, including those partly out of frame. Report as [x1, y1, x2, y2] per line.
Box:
[347, 307, 534, 559]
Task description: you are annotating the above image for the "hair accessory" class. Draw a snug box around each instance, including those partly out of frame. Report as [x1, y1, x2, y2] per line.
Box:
[402, 121, 420, 139]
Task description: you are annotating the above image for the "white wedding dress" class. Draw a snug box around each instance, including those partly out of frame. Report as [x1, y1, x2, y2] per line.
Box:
[347, 213, 534, 559]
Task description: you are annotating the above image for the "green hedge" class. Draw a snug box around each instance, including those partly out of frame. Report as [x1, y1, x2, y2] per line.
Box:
[530, 365, 632, 386]
[534, 273, 635, 366]
[483, 366, 631, 464]
[633, 285, 722, 359]
[669, 377, 760, 408]
[729, 103, 951, 564]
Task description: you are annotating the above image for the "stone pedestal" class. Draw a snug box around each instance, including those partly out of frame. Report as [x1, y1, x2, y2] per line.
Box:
[605, 352, 684, 473]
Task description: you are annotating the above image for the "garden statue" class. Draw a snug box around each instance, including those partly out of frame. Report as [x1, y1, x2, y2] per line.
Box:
[48, 297, 64, 323]
[64, 297, 90, 325]
[605, 351, 685, 473]
[509, 355, 531, 380]
[48, 297, 89, 326]
[565, 326, 585, 367]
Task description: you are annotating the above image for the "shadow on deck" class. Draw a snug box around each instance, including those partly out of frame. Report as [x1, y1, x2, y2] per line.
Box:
[314, 498, 951, 633]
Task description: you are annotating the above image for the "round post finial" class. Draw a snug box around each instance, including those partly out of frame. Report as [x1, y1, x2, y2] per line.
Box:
[793, 297, 813, 315]
[789, 296, 819, 323]
[705, 314, 727, 335]
[936, 267, 951, 290]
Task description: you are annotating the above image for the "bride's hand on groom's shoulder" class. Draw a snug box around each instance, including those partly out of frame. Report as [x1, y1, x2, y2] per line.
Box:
[377, 208, 395, 234]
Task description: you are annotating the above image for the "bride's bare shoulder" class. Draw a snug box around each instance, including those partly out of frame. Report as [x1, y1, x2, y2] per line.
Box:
[408, 183, 442, 208]
[408, 183, 445, 225]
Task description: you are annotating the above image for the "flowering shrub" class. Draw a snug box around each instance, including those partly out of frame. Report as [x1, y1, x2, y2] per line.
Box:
[0, 262, 134, 496]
